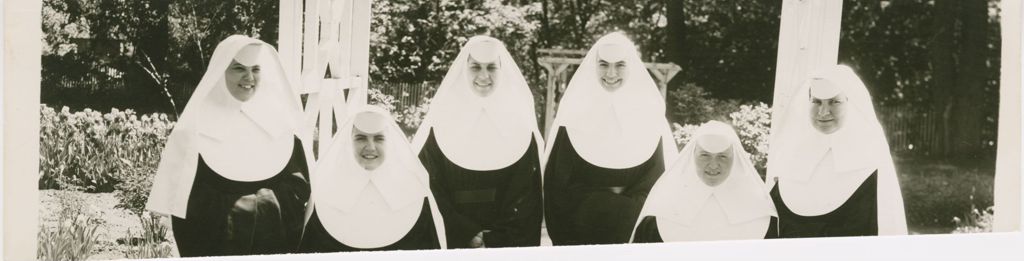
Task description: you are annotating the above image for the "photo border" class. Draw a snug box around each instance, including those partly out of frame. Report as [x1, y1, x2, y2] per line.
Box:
[5, 0, 1023, 260]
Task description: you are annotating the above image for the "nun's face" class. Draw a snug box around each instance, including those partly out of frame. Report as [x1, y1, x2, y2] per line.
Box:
[223, 46, 261, 102]
[467, 56, 500, 97]
[352, 127, 387, 171]
[597, 59, 628, 91]
[809, 92, 848, 134]
[694, 145, 733, 187]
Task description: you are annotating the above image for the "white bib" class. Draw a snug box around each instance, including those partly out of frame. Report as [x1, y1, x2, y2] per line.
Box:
[779, 150, 877, 216]
[657, 196, 772, 242]
[315, 185, 424, 249]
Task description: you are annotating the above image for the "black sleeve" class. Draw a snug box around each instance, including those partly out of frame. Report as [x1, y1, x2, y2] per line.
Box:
[765, 216, 780, 239]
[275, 171, 311, 251]
[419, 130, 484, 248]
[481, 138, 543, 247]
[418, 199, 444, 250]
[632, 216, 664, 243]
[226, 189, 287, 255]
[278, 139, 313, 250]
[543, 128, 577, 245]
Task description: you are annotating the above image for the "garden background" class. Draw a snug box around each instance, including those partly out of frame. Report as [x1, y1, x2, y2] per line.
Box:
[38, 0, 1001, 259]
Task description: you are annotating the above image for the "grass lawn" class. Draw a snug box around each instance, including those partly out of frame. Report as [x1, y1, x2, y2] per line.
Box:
[895, 156, 995, 234]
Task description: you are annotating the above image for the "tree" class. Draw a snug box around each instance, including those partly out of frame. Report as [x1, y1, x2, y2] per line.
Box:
[165, 0, 279, 114]
[369, 0, 540, 84]
[40, 0, 1004, 158]
[663, 0, 781, 103]
[41, 0, 280, 116]
[839, 0, 1000, 158]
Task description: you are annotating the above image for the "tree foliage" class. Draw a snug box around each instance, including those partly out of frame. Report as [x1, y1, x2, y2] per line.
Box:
[42, 0, 278, 116]
[42, 0, 1002, 156]
[370, 0, 541, 84]
[664, 1, 782, 103]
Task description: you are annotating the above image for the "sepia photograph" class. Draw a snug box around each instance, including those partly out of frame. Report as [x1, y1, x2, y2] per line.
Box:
[4, 0, 1022, 260]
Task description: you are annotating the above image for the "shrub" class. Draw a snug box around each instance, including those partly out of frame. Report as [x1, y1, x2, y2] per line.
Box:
[367, 87, 400, 115]
[367, 87, 433, 137]
[123, 239, 173, 260]
[38, 196, 102, 261]
[728, 103, 772, 171]
[667, 83, 742, 126]
[952, 205, 994, 234]
[123, 213, 172, 259]
[114, 165, 157, 215]
[672, 102, 772, 172]
[139, 212, 168, 243]
[39, 105, 173, 192]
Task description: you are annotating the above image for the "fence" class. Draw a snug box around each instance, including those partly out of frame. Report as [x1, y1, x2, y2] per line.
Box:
[42, 74, 196, 117]
[877, 106, 942, 156]
[370, 81, 438, 112]
[44, 75, 129, 92]
[876, 105, 997, 158]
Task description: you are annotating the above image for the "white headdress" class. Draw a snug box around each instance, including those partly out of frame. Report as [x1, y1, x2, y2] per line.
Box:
[542, 32, 678, 169]
[147, 35, 312, 218]
[307, 106, 447, 249]
[766, 64, 907, 235]
[631, 121, 777, 242]
[411, 35, 544, 171]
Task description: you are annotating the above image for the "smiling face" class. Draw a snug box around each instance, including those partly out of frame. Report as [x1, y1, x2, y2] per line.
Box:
[597, 59, 628, 91]
[467, 55, 500, 97]
[223, 44, 262, 102]
[351, 112, 389, 171]
[808, 80, 848, 134]
[595, 43, 631, 92]
[694, 145, 734, 187]
[352, 126, 387, 171]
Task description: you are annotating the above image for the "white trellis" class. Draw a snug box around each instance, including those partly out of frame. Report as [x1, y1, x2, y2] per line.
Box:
[279, 0, 372, 158]
[536, 49, 681, 135]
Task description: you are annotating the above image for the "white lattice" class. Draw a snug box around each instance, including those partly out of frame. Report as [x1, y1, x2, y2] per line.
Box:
[280, 0, 372, 158]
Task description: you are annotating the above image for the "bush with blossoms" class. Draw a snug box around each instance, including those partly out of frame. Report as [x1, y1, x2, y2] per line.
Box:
[672, 102, 772, 174]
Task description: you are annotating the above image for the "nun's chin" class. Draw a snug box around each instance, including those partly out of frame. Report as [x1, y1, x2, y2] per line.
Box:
[600, 81, 622, 92]
[812, 121, 841, 134]
[472, 85, 494, 97]
[359, 161, 381, 171]
[227, 85, 257, 102]
[700, 176, 721, 187]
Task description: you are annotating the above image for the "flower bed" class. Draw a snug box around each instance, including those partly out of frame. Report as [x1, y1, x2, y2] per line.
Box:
[39, 105, 174, 193]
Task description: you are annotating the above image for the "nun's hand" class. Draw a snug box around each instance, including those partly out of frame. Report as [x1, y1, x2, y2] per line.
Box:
[469, 231, 486, 248]
[225, 189, 285, 254]
[229, 189, 282, 219]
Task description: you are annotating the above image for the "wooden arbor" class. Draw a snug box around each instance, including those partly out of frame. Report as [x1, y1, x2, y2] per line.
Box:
[537, 48, 681, 134]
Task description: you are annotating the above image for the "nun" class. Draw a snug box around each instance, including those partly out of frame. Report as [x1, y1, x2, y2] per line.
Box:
[146, 35, 313, 257]
[298, 106, 447, 252]
[630, 121, 778, 243]
[411, 36, 544, 248]
[766, 64, 908, 237]
[543, 32, 679, 245]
